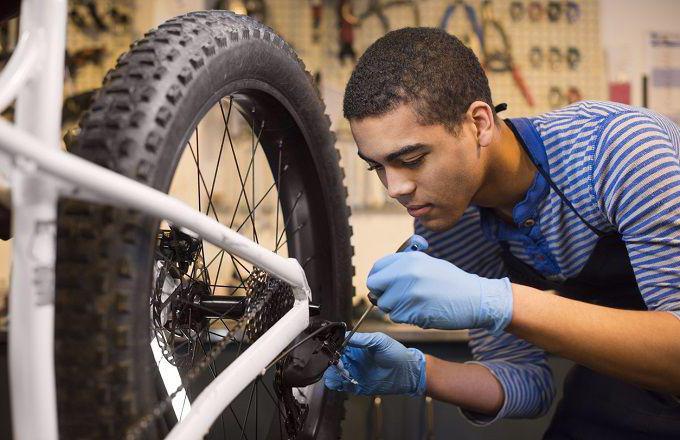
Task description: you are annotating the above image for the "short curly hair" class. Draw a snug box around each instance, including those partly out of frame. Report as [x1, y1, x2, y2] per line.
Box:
[343, 27, 495, 132]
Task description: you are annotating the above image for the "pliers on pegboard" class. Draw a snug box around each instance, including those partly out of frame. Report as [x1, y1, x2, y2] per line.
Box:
[480, 0, 535, 107]
[345, 0, 421, 35]
[439, 0, 486, 53]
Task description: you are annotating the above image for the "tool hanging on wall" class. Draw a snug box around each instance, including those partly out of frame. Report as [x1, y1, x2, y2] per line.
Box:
[548, 46, 563, 70]
[62, 89, 97, 127]
[338, 0, 357, 63]
[509, 1, 525, 22]
[211, 0, 267, 24]
[108, 5, 130, 26]
[346, 0, 421, 35]
[566, 46, 581, 70]
[527, 1, 544, 22]
[529, 46, 543, 69]
[69, 0, 131, 36]
[565, 1, 581, 23]
[565, 85, 582, 103]
[310, 0, 323, 43]
[547, 1, 562, 22]
[548, 85, 564, 108]
[65, 46, 106, 80]
[439, 0, 486, 54]
[480, 0, 535, 107]
[68, 1, 106, 37]
[548, 85, 582, 107]
[83, 0, 108, 32]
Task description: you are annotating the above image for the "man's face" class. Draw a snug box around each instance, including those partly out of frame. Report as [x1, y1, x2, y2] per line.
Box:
[351, 104, 487, 232]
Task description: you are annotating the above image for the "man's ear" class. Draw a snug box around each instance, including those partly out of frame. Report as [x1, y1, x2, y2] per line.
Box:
[467, 101, 495, 147]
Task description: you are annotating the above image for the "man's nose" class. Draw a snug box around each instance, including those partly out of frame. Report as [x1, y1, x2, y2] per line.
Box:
[385, 169, 416, 199]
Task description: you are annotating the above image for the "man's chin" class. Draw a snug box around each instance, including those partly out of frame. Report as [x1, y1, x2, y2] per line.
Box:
[417, 214, 457, 232]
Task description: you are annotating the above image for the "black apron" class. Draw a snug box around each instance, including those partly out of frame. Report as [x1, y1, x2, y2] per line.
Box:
[499, 118, 680, 439]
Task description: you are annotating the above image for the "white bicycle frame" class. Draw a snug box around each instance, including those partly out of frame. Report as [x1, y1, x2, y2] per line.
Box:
[0, 1, 312, 438]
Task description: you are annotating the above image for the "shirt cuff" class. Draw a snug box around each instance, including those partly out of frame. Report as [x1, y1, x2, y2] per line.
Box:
[459, 358, 554, 426]
[669, 310, 680, 322]
[668, 312, 680, 403]
[458, 361, 512, 426]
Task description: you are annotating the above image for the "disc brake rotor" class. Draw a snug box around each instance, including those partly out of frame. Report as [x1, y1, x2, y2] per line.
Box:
[140, 228, 322, 438]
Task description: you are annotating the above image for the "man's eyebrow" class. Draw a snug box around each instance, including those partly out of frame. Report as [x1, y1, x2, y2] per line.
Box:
[357, 143, 428, 164]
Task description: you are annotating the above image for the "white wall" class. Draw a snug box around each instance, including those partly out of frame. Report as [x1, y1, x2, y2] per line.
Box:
[600, 0, 680, 107]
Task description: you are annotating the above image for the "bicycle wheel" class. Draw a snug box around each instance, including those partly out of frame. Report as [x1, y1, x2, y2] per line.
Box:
[54, 11, 353, 439]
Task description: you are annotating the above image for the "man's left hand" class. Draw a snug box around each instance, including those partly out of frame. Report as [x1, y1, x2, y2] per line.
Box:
[367, 249, 514, 333]
[323, 332, 426, 396]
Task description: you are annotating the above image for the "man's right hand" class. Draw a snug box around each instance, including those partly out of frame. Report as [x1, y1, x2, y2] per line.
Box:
[323, 332, 426, 396]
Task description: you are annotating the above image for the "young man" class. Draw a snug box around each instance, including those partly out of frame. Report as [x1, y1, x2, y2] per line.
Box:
[323, 27, 680, 437]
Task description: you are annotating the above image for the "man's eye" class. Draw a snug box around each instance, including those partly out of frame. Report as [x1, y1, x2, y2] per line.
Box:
[402, 156, 425, 168]
[366, 164, 383, 171]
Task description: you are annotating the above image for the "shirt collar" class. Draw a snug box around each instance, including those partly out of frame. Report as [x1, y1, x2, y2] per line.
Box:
[479, 118, 550, 238]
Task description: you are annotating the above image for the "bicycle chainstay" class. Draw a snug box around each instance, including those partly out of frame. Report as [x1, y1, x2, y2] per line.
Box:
[126, 267, 302, 439]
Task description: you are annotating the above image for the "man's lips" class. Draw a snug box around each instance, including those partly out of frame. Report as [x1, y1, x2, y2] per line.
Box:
[406, 203, 433, 217]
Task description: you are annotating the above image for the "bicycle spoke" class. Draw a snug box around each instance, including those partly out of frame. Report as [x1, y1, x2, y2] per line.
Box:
[231, 256, 252, 278]
[235, 180, 277, 234]
[229, 405, 249, 440]
[224, 108, 259, 243]
[195, 126, 201, 213]
[194, 127, 211, 287]
[220, 97, 250, 233]
[239, 383, 257, 440]
[188, 140, 221, 223]
[227, 150, 258, 230]
[259, 379, 286, 440]
[251, 115, 258, 244]
[205, 103, 230, 218]
[212, 247, 227, 293]
[225, 149, 265, 253]
[204, 249, 225, 271]
[274, 142, 283, 254]
[199, 331, 228, 436]
[275, 191, 303, 249]
[207, 329, 235, 341]
[210, 284, 246, 289]
[178, 385, 190, 420]
[302, 255, 316, 269]
[229, 256, 248, 287]
[274, 221, 306, 253]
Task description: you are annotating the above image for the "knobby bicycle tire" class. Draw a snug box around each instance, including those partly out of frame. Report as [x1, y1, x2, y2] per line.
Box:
[54, 11, 353, 439]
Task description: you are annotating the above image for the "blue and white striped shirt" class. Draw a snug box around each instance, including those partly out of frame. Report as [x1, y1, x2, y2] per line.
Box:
[414, 101, 680, 424]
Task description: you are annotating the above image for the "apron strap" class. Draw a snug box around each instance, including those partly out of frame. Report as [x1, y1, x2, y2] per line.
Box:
[505, 118, 608, 238]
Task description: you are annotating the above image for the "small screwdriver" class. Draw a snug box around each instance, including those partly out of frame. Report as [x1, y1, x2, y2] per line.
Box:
[338, 234, 427, 353]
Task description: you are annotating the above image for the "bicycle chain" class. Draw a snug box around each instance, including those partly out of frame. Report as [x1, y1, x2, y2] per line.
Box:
[126, 266, 296, 439]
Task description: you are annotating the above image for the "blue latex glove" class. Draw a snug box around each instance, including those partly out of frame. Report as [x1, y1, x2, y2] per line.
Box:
[367, 237, 513, 333]
[323, 332, 426, 396]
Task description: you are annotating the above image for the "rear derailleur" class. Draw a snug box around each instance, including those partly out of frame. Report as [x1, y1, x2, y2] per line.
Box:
[275, 318, 348, 438]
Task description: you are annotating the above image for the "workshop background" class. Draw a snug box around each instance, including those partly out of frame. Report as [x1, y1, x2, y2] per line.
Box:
[1, 0, 680, 439]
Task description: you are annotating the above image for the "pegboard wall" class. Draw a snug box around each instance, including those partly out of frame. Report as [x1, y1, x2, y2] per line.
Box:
[263, 0, 608, 211]
[62, 0, 136, 126]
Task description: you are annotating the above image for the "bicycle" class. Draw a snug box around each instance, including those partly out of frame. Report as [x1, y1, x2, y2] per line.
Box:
[0, 1, 354, 438]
